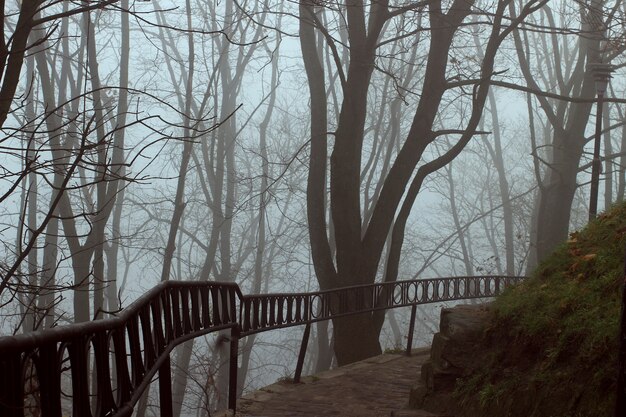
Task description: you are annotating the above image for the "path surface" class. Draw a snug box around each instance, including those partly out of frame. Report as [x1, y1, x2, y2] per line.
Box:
[220, 348, 451, 417]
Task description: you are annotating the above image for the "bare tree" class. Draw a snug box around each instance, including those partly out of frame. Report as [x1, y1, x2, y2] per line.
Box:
[511, 0, 626, 266]
[300, 0, 546, 365]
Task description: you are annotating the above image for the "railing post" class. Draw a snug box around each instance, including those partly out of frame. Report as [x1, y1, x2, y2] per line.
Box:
[69, 337, 91, 417]
[228, 326, 240, 412]
[294, 323, 311, 383]
[406, 304, 417, 356]
[36, 343, 62, 417]
[159, 356, 173, 417]
[0, 352, 24, 417]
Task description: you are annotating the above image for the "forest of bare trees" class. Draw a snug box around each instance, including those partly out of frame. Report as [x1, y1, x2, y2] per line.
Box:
[0, 0, 625, 415]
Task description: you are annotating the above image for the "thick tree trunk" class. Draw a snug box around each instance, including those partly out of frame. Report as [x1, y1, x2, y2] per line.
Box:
[534, 129, 587, 262]
[332, 314, 381, 366]
[300, 1, 336, 292]
[314, 319, 334, 372]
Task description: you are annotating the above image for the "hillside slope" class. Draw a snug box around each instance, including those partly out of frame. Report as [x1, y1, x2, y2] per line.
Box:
[454, 203, 625, 416]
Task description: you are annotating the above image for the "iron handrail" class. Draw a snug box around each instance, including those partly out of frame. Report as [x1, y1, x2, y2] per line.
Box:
[0, 275, 523, 417]
[0, 280, 243, 353]
[238, 276, 522, 335]
[0, 281, 242, 417]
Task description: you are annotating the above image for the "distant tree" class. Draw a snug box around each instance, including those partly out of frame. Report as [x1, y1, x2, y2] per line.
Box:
[0, 0, 167, 330]
[141, 0, 288, 412]
[511, 0, 626, 267]
[0, 0, 219, 333]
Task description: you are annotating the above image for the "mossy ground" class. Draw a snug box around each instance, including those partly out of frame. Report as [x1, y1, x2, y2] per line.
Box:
[453, 203, 626, 417]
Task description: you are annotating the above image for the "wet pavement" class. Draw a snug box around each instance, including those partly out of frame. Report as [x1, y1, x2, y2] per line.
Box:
[216, 348, 451, 417]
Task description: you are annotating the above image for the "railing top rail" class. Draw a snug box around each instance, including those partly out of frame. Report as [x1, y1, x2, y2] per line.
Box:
[240, 275, 525, 300]
[237, 275, 525, 335]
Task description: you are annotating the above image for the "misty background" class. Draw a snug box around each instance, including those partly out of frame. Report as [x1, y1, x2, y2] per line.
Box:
[0, 0, 625, 415]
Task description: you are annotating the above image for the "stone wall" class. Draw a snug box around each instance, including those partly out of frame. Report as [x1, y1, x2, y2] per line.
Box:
[409, 303, 491, 415]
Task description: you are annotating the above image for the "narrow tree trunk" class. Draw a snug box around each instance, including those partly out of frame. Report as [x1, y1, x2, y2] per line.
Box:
[617, 108, 626, 202]
[446, 164, 474, 276]
[603, 101, 613, 209]
[485, 92, 515, 275]
[24, 52, 38, 332]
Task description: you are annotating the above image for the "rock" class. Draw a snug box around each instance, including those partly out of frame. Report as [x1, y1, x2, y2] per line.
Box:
[408, 382, 428, 408]
[439, 303, 490, 339]
[420, 360, 460, 391]
[409, 303, 491, 414]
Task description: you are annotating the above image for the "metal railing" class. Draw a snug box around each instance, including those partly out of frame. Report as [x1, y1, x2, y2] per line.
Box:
[0, 275, 523, 417]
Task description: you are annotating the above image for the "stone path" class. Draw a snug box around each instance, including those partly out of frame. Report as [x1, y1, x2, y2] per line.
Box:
[218, 348, 452, 417]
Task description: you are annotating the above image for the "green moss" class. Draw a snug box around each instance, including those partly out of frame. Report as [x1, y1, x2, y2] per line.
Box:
[454, 202, 626, 417]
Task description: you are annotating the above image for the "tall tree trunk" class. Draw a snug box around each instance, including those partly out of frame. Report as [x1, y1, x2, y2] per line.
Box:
[446, 164, 474, 276]
[512, 0, 602, 263]
[238, 23, 280, 393]
[603, 100, 613, 209]
[103, 0, 129, 316]
[24, 52, 38, 332]
[484, 91, 515, 275]
[616, 103, 626, 202]
[165, 1, 199, 414]
[160, 0, 196, 283]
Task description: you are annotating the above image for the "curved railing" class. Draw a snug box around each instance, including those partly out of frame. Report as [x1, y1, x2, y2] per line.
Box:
[0, 281, 241, 417]
[239, 276, 521, 335]
[0, 275, 523, 417]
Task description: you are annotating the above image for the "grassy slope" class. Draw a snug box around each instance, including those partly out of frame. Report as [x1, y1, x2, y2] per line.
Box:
[454, 203, 625, 417]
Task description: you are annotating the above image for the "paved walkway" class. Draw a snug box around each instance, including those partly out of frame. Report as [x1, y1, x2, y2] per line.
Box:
[220, 348, 451, 417]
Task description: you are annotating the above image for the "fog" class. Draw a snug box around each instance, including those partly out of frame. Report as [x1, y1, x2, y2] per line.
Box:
[0, 0, 624, 415]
